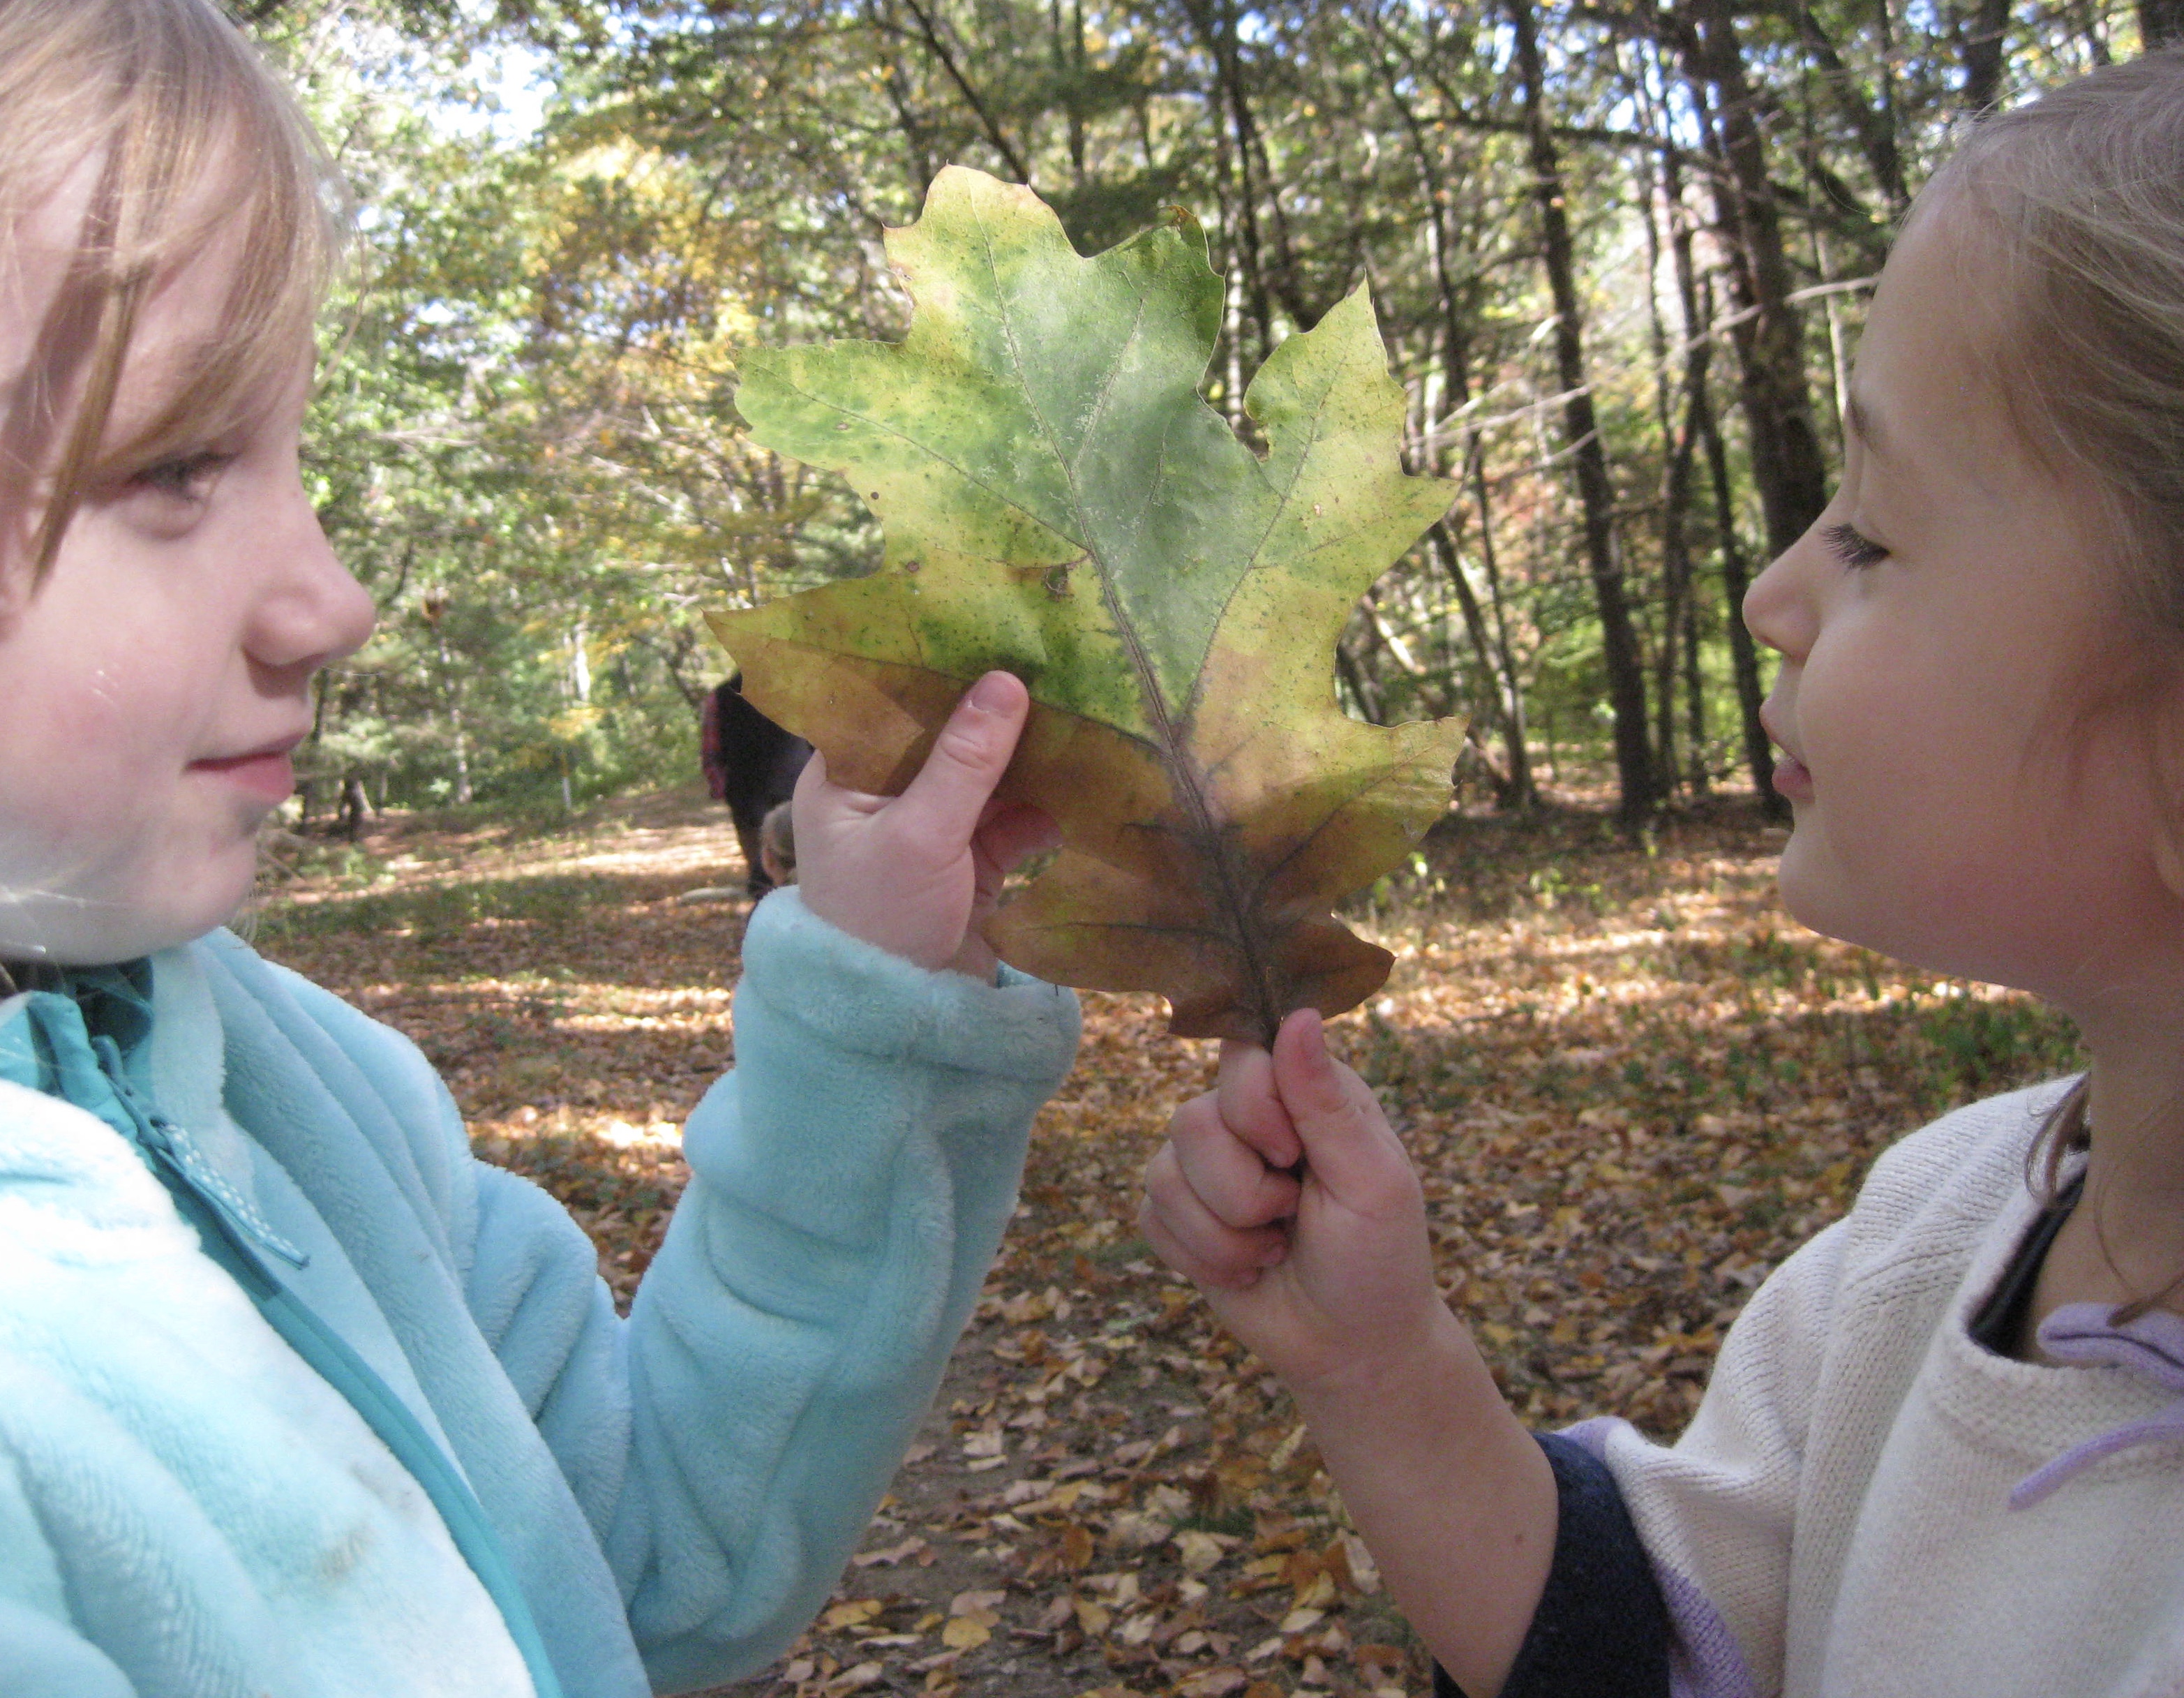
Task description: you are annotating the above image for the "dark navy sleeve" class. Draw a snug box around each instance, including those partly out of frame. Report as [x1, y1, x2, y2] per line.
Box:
[1433, 1431, 1672, 1698]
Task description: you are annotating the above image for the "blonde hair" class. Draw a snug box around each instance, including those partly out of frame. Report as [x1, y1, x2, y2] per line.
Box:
[0, 0, 343, 586]
[759, 801, 796, 879]
[1934, 52, 2184, 629]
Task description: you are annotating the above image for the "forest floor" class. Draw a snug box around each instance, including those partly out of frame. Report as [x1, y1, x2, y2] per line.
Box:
[249, 784, 2084, 1698]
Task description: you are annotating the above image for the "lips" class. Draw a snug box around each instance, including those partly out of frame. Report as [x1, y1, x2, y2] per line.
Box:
[189, 734, 305, 805]
[1758, 709, 1813, 803]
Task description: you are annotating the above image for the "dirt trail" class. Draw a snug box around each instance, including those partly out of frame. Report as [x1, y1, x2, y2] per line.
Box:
[253, 790, 2081, 1698]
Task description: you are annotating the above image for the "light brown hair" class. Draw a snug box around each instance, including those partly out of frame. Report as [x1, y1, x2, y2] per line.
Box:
[759, 800, 797, 881]
[1935, 52, 2184, 631]
[0, 0, 344, 586]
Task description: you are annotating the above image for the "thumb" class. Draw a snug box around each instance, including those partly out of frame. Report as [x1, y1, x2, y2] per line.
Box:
[898, 671, 1030, 835]
[1269, 1008, 1396, 1197]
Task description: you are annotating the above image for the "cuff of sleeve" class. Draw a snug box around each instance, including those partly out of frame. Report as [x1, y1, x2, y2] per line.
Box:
[740, 888, 1080, 1084]
[1433, 1431, 1671, 1698]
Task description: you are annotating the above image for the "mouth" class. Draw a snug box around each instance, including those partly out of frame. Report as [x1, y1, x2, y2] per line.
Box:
[189, 733, 306, 805]
[1758, 709, 1813, 804]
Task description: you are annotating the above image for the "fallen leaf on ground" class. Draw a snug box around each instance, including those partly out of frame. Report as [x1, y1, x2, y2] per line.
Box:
[259, 794, 2086, 1697]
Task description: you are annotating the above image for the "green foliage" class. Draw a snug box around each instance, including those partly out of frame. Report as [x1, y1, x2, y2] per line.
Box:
[247, 0, 2142, 831]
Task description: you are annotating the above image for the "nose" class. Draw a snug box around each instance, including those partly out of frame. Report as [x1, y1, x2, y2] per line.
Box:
[1742, 529, 1822, 665]
[244, 483, 376, 676]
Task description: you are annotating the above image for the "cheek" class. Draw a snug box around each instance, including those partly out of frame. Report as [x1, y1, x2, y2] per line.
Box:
[0, 650, 177, 821]
[1779, 618, 2060, 965]
[0, 617, 215, 926]
[1801, 602, 2047, 819]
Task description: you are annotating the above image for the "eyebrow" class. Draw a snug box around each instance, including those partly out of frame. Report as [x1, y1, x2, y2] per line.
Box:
[1846, 390, 1890, 461]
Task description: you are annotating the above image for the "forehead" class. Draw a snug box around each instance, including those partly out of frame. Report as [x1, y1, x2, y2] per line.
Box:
[1849, 198, 2033, 495]
[0, 151, 107, 385]
[1, 151, 287, 445]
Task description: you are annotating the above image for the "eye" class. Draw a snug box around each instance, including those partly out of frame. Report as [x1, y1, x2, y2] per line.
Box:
[1823, 521, 1889, 571]
[131, 449, 235, 502]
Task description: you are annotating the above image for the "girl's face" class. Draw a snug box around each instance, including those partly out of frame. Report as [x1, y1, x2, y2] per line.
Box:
[1744, 197, 2184, 1008]
[0, 191, 375, 967]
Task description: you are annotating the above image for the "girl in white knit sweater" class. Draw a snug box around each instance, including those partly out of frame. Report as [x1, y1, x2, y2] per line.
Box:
[1144, 52, 2184, 1698]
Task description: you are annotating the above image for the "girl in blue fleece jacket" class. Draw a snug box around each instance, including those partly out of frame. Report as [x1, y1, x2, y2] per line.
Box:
[0, 3, 1079, 1695]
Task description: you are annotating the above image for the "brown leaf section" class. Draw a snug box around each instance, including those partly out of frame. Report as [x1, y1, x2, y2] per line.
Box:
[718, 632, 1455, 1041]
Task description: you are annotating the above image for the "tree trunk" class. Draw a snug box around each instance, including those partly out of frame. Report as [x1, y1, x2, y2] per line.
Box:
[1428, 517, 1532, 809]
[1335, 641, 1384, 725]
[435, 630, 475, 807]
[1695, 364, 1787, 817]
[1672, 0, 1834, 559]
[1785, 0, 1908, 216]
[1183, 0, 1278, 364]
[1681, 574, 1710, 796]
[1381, 54, 1536, 812]
[339, 773, 373, 842]
[1962, 0, 2014, 111]
[1643, 132, 1707, 799]
[1469, 459, 1538, 810]
[1507, 0, 1656, 822]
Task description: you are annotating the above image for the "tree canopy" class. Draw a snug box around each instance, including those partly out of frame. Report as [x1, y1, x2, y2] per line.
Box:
[253, 0, 2151, 827]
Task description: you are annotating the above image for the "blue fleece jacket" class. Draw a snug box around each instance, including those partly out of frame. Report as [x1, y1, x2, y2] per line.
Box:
[0, 890, 1080, 1697]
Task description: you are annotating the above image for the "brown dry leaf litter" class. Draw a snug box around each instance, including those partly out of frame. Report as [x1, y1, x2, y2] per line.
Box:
[251, 787, 2083, 1698]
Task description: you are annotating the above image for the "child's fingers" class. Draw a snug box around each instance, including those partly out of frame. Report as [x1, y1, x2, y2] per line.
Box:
[894, 671, 1029, 847]
[1142, 1142, 1289, 1289]
[1269, 1008, 1406, 1198]
[1214, 1040, 1305, 1170]
[1165, 1089, 1304, 1230]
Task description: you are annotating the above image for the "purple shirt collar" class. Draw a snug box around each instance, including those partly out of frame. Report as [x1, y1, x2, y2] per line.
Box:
[2010, 1303, 2184, 1509]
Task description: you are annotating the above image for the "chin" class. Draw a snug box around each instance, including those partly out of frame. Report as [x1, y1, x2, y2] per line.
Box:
[1777, 844, 1933, 967]
[0, 861, 257, 967]
[1774, 842, 1860, 947]
[1779, 860, 2054, 992]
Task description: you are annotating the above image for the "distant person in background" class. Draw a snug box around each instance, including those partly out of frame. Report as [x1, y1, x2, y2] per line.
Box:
[758, 802, 797, 888]
[700, 673, 811, 894]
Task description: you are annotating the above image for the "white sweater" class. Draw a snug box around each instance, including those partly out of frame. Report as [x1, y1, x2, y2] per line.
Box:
[1572, 1082, 2184, 1698]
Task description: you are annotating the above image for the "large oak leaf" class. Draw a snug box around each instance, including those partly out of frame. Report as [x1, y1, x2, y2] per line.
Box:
[709, 167, 1462, 1043]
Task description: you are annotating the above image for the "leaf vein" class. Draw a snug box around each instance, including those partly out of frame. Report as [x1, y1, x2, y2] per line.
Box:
[772, 377, 1065, 544]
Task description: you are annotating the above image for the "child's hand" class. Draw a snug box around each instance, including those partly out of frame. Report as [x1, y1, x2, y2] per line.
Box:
[1140, 1008, 1448, 1401]
[1146, 1012, 1557, 1697]
[793, 671, 1058, 978]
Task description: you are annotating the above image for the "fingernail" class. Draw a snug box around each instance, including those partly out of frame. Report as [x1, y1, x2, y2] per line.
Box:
[968, 671, 1016, 713]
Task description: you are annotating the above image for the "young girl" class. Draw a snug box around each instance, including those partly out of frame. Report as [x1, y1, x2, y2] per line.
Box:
[0, 3, 1077, 1695]
[1144, 53, 2184, 1698]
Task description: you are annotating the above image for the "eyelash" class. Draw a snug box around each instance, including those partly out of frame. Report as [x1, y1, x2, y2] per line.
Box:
[133, 450, 234, 502]
[1823, 521, 1889, 571]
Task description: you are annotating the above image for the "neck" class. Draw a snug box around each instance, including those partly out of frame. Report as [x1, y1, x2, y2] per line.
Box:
[2051, 995, 2184, 1309]
[0, 959, 63, 997]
